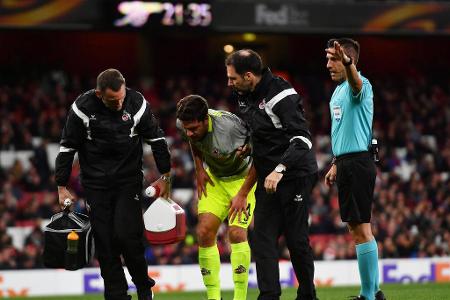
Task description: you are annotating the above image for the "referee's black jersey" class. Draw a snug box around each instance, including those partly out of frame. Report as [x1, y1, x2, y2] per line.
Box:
[55, 88, 171, 190]
[235, 68, 318, 180]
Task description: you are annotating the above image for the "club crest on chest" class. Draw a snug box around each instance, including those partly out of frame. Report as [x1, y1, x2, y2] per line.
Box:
[259, 98, 266, 109]
[122, 110, 131, 121]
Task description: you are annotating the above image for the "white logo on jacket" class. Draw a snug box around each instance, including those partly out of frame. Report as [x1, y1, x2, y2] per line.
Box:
[294, 194, 303, 202]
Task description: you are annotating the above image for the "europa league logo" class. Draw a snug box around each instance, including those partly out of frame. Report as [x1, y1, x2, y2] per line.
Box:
[0, 0, 84, 26]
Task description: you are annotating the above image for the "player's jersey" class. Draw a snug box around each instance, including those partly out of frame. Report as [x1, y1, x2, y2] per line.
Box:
[177, 109, 251, 178]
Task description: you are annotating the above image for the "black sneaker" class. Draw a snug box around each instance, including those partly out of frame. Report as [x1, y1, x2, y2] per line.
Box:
[375, 290, 386, 300]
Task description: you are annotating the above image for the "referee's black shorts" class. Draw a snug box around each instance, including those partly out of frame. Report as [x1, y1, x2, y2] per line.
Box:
[336, 151, 376, 223]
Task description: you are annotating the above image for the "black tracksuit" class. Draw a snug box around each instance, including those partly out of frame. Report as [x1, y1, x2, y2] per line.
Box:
[55, 88, 170, 300]
[235, 68, 318, 300]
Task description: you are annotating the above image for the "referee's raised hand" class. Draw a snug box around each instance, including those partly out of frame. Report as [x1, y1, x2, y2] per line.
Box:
[325, 40, 349, 64]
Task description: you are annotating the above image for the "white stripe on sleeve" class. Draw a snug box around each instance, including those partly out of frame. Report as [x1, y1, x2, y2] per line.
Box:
[264, 88, 297, 129]
[59, 146, 76, 153]
[289, 136, 312, 149]
[72, 103, 91, 140]
[145, 137, 166, 143]
[130, 98, 147, 137]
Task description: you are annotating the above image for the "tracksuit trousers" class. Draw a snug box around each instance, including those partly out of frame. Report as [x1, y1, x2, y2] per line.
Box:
[252, 173, 318, 300]
[85, 184, 154, 300]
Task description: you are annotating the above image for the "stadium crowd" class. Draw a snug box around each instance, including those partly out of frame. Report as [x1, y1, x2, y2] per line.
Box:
[0, 69, 448, 269]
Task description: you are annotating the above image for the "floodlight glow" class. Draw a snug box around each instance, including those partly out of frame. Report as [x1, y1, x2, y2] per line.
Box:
[224, 44, 234, 53]
[243, 33, 256, 42]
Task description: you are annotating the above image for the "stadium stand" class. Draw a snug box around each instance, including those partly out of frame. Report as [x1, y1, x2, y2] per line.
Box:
[0, 68, 448, 268]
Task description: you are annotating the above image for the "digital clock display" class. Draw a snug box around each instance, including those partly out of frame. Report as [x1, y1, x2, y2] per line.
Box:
[115, 1, 212, 28]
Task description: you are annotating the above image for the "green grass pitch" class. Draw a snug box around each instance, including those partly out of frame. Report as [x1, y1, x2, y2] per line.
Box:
[10, 283, 450, 300]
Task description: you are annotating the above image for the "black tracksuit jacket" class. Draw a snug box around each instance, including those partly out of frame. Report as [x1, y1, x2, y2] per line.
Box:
[55, 88, 170, 189]
[235, 68, 318, 180]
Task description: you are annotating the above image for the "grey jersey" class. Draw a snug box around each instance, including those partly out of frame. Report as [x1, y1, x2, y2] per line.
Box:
[177, 109, 251, 178]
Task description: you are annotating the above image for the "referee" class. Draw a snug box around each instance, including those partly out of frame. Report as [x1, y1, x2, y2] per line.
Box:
[324, 38, 385, 300]
[226, 49, 318, 300]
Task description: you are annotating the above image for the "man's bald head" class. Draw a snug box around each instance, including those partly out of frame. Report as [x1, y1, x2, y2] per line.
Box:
[237, 49, 252, 57]
[225, 49, 263, 76]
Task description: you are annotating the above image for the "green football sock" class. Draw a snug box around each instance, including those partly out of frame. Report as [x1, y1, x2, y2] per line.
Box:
[231, 241, 250, 300]
[199, 245, 221, 300]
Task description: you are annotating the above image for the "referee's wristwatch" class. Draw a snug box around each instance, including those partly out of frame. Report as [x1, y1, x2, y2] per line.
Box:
[343, 56, 353, 66]
[274, 163, 287, 174]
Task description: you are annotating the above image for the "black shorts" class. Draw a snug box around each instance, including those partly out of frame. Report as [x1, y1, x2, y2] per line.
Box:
[336, 151, 376, 223]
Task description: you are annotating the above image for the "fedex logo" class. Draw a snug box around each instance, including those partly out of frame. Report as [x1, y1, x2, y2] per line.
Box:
[84, 273, 104, 293]
[383, 262, 450, 283]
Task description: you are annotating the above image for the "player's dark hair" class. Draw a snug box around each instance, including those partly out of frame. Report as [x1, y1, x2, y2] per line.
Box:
[327, 38, 360, 65]
[176, 95, 209, 122]
[96, 69, 126, 92]
[225, 49, 263, 76]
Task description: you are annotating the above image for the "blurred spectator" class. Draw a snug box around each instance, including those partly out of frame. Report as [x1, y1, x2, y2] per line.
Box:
[0, 69, 448, 269]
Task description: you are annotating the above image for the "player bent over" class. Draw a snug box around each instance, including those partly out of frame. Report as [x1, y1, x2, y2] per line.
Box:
[176, 95, 256, 300]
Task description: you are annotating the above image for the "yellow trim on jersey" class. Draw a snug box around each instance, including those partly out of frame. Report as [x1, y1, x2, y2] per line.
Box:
[207, 110, 223, 133]
[208, 115, 213, 132]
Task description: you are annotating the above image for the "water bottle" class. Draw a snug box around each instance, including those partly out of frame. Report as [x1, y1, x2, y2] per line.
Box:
[145, 185, 160, 198]
[65, 230, 79, 270]
[371, 138, 379, 162]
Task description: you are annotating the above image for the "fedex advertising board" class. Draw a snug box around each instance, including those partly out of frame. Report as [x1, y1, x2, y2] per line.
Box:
[0, 257, 448, 297]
